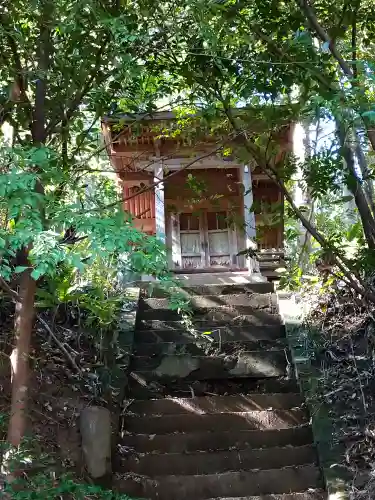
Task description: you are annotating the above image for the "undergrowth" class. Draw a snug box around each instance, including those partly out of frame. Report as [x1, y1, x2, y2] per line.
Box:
[0, 258, 191, 499]
[0, 414, 132, 499]
[301, 284, 375, 500]
[4, 475, 132, 500]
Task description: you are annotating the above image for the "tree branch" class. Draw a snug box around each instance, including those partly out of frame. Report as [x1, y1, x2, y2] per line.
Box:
[32, 0, 53, 144]
[45, 35, 110, 138]
[71, 114, 99, 157]
[252, 25, 335, 92]
[36, 315, 82, 374]
[101, 140, 231, 210]
[0, 277, 19, 301]
[299, 0, 354, 77]
[298, 0, 375, 151]
[70, 100, 188, 172]
[351, 7, 358, 80]
[336, 120, 375, 248]
[0, 13, 32, 125]
[223, 106, 375, 302]
[0, 277, 81, 374]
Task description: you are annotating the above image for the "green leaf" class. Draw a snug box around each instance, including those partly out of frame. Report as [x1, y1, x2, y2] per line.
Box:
[347, 221, 362, 241]
[333, 195, 354, 204]
[14, 266, 28, 273]
[362, 110, 375, 122]
[30, 147, 49, 165]
[31, 268, 44, 280]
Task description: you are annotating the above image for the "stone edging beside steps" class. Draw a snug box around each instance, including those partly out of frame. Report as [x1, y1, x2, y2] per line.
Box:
[278, 292, 349, 500]
[112, 286, 141, 429]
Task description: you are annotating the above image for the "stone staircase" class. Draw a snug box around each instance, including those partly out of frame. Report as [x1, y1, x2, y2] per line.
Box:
[114, 278, 326, 499]
[257, 251, 288, 281]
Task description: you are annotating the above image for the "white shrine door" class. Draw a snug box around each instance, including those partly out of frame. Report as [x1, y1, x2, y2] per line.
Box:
[206, 211, 232, 268]
[170, 211, 235, 270]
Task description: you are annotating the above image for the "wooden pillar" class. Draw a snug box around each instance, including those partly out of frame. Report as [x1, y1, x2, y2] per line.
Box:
[141, 148, 166, 282]
[154, 159, 166, 243]
[242, 165, 259, 273]
[167, 212, 182, 269]
[243, 165, 256, 239]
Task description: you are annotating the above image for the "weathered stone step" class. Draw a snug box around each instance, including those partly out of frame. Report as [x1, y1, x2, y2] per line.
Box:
[121, 426, 313, 453]
[139, 306, 280, 322]
[120, 444, 317, 476]
[127, 393, 304, 416]
[127, 375, 300, 400]
[206, 492, 326, 500]
[211, 494, 325, 500]
[131, 350, 287, 379]
[138, 312, 283, 329]
[135, 325, 285, 342]
[133, 339, 286, 357]
[114, 464, 323, 499]
[257, 250, 285, 259]
[140, 294, 277, 311]
[262, 269, 284, 280]
[144, 282, 275, 297]
[124, 408, 309, 434]
[259, 261, 286, 270]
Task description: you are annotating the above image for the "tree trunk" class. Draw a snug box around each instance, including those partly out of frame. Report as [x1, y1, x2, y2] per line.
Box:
[7, 1, 49, 449]
[293, 121, 314, 272]
[223, 107, 375, 300]
[363, 122, 375, 154]
[353, 129, 375, 216]
[7, 269, 36, 447]
[336, 122, 375, 249]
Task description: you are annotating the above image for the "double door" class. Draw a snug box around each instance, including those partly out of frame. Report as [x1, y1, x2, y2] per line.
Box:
[174, 211, 235, 269]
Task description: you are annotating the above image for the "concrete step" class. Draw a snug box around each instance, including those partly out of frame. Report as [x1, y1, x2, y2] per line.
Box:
[131, 350, 287, 379]
[127, 376, 300, 400]
[144, 283, 275, 297]
[120, 444, 317, 476]
[124, 408, 309, 434]
[135, 325, 285, 343]
[139, 306, 279, 322]
[138, 312, 283, 329]
[133, 339, 287, 357]
[127, 393, 304, 416]
[121, 426, 314, 453]
[140, 294, 277, 311]
[114, 464, 323, 499]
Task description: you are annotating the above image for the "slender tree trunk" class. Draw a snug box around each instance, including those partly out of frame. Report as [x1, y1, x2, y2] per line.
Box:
[7, 269, 36, 446]
[222, 105, 375, 302]
[298, 199, 314, 272]
[353, 129, 375, 215]
[293, 120, 314, 272]
[336, 122, 375, 249]
[6, 1, 51, 449]
[299, 0, 375, 214]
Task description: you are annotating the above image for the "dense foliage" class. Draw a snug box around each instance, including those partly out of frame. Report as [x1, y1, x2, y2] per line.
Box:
[131, 0, 375, 289]
[1, 0, 375, 494]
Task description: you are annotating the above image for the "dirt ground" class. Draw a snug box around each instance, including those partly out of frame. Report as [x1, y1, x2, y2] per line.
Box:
[0, 296, 115, 484]
[305, 287, 375, 499]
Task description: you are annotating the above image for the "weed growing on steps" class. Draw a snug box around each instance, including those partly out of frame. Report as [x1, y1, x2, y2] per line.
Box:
[145, 279, 215, 342]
